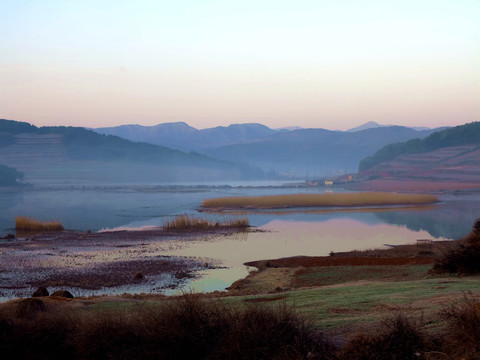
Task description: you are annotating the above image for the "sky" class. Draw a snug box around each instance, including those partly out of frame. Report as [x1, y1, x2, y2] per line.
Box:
[1, 0, 479, 130]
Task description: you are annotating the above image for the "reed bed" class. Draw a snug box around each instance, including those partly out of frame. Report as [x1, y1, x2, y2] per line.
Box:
[163, 214, 249, 231]
[201, 192, 439, 210]
[15, 216, 64, 232]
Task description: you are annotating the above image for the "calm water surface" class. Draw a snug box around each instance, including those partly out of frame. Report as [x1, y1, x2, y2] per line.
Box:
[1, 184, 479, 295]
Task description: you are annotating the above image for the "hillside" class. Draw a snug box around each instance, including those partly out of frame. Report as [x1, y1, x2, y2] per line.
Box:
[357, 122, 480, 184]
[202, 126, 438, 177]
[0, 119, 266, 185]
[95, 122, 440, 177]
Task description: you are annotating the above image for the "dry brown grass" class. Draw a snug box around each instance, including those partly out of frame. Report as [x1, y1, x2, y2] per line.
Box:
[163, 214, 249, 231]
[201, 192, 439, 210]
[15, 216, 64, 232]
[0, 294, 335, 360]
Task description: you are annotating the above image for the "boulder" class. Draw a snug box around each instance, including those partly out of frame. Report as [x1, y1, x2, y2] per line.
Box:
[32, 286, 49, 297]
[51, 290, 74, 298]
[133, 271, 145, 281]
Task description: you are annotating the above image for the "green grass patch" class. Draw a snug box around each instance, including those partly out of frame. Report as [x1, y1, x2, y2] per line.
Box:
[294, 265, 431, 287]
[223, 274, 480, 330]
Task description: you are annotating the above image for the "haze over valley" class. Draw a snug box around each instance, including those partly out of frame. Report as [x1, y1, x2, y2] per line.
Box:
[2, 2, 480, 357]
[3, 118, 480, 186]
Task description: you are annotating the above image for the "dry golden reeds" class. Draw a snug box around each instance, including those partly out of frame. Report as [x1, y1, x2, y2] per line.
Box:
[163, 214, 249, 231]
[201, 192, 439, 210]
[15, 216, 64, 232]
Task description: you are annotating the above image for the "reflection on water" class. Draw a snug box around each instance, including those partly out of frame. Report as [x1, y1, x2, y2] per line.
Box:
[170, 218, 448, 293]
[1, 187, 478, 240]
[374, 196, 479, 240]
[0, 186, 327, 235]
[173, 219, 448, 265]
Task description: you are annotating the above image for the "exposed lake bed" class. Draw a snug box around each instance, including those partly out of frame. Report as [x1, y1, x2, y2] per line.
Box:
[0, 227, 242, 300]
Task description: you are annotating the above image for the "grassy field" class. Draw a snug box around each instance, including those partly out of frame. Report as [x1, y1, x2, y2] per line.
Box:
[231, 274, 480, 329]
[201, 192, 439, 210]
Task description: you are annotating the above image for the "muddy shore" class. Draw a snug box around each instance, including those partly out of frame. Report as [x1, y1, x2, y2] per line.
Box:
[0, 227, 246, 300]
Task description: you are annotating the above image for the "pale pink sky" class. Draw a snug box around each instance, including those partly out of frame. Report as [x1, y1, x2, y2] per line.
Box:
[1, 1, 479, 130]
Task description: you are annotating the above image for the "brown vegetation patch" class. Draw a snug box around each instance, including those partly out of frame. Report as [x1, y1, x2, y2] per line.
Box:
[202, 192, 438, 210]
[15, 216, 63, 232]
[228, 267, 297, 295]
[163, 214, 249, 231]
[247, 256, 435, 269]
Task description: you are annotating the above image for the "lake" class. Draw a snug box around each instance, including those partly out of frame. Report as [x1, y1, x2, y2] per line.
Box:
[1, 183, 479, 297]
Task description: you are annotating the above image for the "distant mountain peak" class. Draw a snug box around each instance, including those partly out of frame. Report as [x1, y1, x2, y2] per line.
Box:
[275, 126, 303, 131]
[348, 121, 431, 133]
[347, 121, 387, 132]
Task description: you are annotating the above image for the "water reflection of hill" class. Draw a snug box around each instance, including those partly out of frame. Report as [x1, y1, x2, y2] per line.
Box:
[247, 196, 478, 240]
[374, 196, 479, 240]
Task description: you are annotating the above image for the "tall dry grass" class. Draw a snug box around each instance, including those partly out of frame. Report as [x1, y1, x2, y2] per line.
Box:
[15, 216, 64, 232]
[202, 192, 439, 210]
[163, 214, 249, 231]
[3, 294, 480, 359]
[0, 294, 334, 360]
[338, 314, 432, 360]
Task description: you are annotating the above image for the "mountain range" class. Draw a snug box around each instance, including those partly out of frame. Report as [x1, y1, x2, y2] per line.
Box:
[95, 122, 442, 177]
[95, 122, 281, 152]
[0, 119, 266, 185]
[3, 118, 471, 187]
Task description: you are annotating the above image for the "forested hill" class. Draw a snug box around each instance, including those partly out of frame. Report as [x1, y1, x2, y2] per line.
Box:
[0, 119, 266, 184]
[1, 119, 216, 164]
[0, 164, 24, 186]
[359, 122, 480, 171]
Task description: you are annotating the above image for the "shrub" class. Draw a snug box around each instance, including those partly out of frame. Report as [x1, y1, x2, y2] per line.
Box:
[0, 311, 77, 360]
[338, 314, 431, 360]
[432, 220, 480, 274]
[215, 303, 336, 360]
[0, 294, 334, 359]
[440, 294, 480, 359]
[15, 298, 46, 319]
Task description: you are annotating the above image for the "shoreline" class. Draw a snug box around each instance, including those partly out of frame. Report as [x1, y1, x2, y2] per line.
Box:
[0, 224, 453, 302]
[0, 227, 251, 301]
[3, 226, 480, 350]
